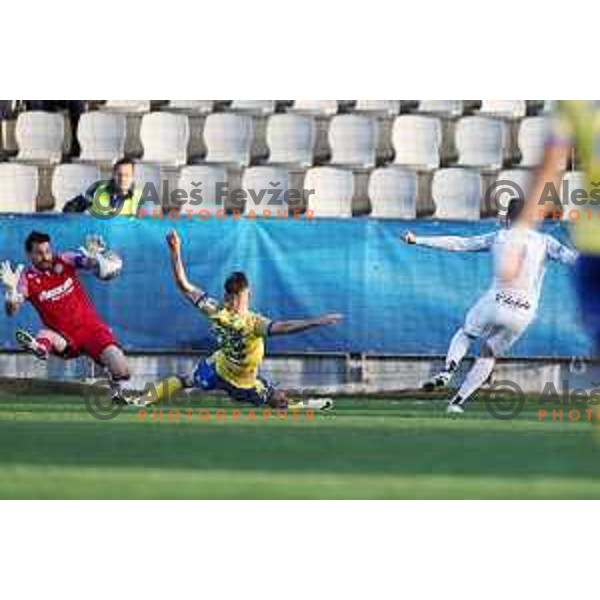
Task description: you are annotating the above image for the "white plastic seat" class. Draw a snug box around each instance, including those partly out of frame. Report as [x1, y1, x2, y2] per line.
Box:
[432, 168, 482, 220]
[140, 112, 190, 166]
[204, 113, 254, 166]
[51, 164, 102, 211]
[291, 100, 338, 116]
[103, 100, 150, 113]
[561, 171, 587, 220]
[178, 165, 229, 215]
[266, 114, 315, 167]
[77, 111, 126, 164]
[355, 100, 400, 116]
[329, 114, 378, 167]
[167, 100, 214, 114]
[492, 169, 535, 215]
[392, 115, 441, 170]
[241, 166, 293, 214]
[368, 167, 417, 219]
[230, 100, 276, 115]
[304, 167, 354, 218]
[0, 163, 39, 212]
[15, 111, 64, 164]
[417, 100, 463, 117]
[518, 117, 553, 167]
[480, 100, 526, 119]
[456, 116, 505, 169]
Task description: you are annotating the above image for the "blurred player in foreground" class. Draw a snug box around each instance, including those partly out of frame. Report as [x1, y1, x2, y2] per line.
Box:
[520, 101, 600, 353]
[402, 198, 578, 414]
[134, 229, 342, 410]
[0, 230, 129, 403]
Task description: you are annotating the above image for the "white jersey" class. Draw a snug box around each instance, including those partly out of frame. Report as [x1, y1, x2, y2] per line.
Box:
[415, 228, 578, 311]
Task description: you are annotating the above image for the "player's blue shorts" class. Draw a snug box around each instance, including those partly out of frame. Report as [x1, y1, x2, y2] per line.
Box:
[575, 254, 600, 351]
[192, 358, 275, 407]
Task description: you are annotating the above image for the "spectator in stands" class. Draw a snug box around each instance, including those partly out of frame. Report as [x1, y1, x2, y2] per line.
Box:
[63, 158, 142, 216]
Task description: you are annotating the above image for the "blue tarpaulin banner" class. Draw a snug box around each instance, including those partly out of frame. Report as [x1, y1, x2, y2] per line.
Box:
[0, 215, 591, 357]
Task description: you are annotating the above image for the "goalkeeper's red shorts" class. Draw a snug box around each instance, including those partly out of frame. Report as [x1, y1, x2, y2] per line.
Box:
[61, 321, 119, 362]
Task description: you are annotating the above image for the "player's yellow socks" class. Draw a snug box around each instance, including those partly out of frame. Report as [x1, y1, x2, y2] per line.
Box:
[145, 376, 184, 406]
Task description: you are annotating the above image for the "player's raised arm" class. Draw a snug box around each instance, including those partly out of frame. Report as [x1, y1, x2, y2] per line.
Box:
[269, 313, 343, 336]
[401, 230, 496, 252]
[1, 261, 25, 317]
[166, 229, 208, 305]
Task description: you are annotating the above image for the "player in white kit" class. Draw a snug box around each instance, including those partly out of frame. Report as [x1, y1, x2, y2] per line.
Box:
[402, 198, 578, 414]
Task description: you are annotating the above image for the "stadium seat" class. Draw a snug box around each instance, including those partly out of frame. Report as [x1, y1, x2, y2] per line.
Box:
[432, 168, 482, 220]
[456, 116, 505, 170]
[392, 115, 442, 170]
[491, 169, 535, 216]
[167, 100, 214, 114]
[134, 163, 163, 208]
[230, 100, 276, 115]
[15, 111, 64, 164]
[518, 116, 552, 167]
[304, 167, 354, 218]
[561, 170, 587, 220]
[417, 101, 463, 117]
[103, 100, 150, 113]
[354, 100, 400, 116]
[291, 100, 338, 116]
[0, 163, 38, 212]
[51, 164, 101, 212]
[77, 111, 126, 164]
[368, 167, 418, 219]
[480, 100, 527, 119]
[266, 113, 315, 167]
[204, 113, 254, 166]
[140, 112, 190, 166]
[329, 114, 378, 167]
[177, 165, 228, 215]
[241, 166, 294, 214]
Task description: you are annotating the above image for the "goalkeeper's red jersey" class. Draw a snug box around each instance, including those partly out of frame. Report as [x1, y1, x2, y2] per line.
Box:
[17, 252, 106, 342]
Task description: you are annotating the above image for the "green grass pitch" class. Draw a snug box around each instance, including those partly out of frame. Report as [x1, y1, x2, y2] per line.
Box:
[1, 386, 599, 499]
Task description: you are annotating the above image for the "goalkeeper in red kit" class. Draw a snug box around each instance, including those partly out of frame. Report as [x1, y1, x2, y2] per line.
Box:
[0, 230, 130, 404]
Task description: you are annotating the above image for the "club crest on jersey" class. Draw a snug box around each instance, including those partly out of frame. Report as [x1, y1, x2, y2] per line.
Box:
[54, 263, 64, 275]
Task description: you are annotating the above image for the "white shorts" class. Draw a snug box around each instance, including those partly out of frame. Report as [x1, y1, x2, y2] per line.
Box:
[463, 290, 536, 356]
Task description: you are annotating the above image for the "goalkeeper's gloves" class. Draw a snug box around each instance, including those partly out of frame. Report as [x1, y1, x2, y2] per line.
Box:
[79, 235, 121, 280]
[79, 234, 107, 260]
[0, 261, 24, 303]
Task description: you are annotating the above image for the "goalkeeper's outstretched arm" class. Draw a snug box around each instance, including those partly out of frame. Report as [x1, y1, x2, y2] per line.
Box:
[1, 261, 25, 317]
[269, 313, 343, 336]
[166, 229, 206, 302]
[401, 230, 496, 252]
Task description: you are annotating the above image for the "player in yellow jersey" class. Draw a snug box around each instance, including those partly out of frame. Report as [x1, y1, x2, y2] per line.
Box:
[134, 229, 342, 410]
[521, 101, 600, 351]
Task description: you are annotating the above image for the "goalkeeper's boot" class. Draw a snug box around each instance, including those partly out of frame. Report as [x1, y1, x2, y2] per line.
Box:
[111, 392, 128, 406]
[15, 329, 49, 361]
[446, 396, 465, 415]
[422, 369, 454, 392]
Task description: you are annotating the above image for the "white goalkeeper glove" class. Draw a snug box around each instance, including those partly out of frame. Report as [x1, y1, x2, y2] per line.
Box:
[0, 261, 24, 303]
[79, 235, 122, 280]
[79, 234, 107, 260]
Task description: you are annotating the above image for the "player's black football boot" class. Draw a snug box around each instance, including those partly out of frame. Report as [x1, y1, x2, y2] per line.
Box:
[15, 329, 49, 361]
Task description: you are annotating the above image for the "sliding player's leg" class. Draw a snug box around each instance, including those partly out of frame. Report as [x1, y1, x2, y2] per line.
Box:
[15, 327, 68, 360]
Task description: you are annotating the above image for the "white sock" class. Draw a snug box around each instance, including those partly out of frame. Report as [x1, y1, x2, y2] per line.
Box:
[452, 357, 495, 405]
[445, 329, 472, 371]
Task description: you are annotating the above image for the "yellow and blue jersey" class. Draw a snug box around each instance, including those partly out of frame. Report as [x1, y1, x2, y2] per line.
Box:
[192, 291, 272, 389]
[551, 101, 600, 254]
